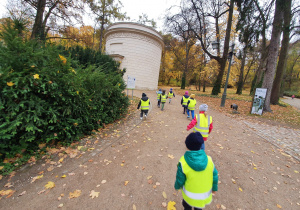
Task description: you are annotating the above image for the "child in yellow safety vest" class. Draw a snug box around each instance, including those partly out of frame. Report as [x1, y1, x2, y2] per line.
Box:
[175, 132, 218, 210]
[186, 104, 213, 150]
[187, 94, 196, 119]
[137, 93, 150, 120]
[167, 88, 175, 103]
[181, 91, 189, 114]
[156, 88, 162, 108]
[160, 90, 167, 111]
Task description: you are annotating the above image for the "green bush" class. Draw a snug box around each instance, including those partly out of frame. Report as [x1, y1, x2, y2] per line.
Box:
[0, 21, 128, 162]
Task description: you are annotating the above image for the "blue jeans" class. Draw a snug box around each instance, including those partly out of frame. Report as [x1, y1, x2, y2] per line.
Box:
[187, 109, 195, 119]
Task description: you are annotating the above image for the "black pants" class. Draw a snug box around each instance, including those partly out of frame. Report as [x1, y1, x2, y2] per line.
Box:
[140, 110, 148, 117]
[182, 200, 202, 210]
[157, 100, 161, 106]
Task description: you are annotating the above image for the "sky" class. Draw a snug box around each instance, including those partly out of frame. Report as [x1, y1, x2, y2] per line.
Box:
[0, 0, 181, 32]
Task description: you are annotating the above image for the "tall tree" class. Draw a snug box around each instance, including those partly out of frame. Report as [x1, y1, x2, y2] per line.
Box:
[165, 6, 196, 89]
[24, 0, 84, 41]
[86, 0, 126, 51]
[270, 0, 292, 104]
[187, 0, 235, 95]
[262, 0, 285, 111]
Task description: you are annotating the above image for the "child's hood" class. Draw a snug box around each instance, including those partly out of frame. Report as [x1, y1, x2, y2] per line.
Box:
[141, 96, 149, 101]
[157, 90, 162, 94]
[183, 94, 189, 98]
[184, 150, 208, 171]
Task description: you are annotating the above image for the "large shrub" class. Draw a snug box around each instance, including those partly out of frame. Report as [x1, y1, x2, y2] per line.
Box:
[0, 21, 128, 160]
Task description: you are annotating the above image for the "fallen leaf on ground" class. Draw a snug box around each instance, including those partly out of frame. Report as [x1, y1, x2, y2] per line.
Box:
[47, 166, 54, 172]
[59, 158, 64, 163]
[239, 187, 243, 192]
[162, 191, 167, 199]
[101, 180, 107, 184]
[18, 191, 26, 196]
[45, 181, 55, 189]
[167, 201, 176, 210]
[168, 154, 175, 159]
[84, 172, 88, 175]
[69, 190, 81, 198]
[277, 204, 282, 208]
[4, 183, 13, 188]
[37, 189, 46, 195]
[0, 189, 15, 197]
[221, 204, 227, 209]
[89, 190, 100, 199]
[0, 175, 2, 180]
[156, 182, 161, 186]
[58, 204, 63, 208]
[147, 176, 152, 180]
[124, 181, 129, 186]
[162, 202, 167, 207]
[0, 166, 4, 170]
[31, 175, 44, 183]
[68, 172, 75, 176]
[61, 175, 66, 178]
[133, 204, 137, 210]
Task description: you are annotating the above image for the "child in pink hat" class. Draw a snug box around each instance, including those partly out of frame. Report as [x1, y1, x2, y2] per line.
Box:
[181, 91, 189, 114]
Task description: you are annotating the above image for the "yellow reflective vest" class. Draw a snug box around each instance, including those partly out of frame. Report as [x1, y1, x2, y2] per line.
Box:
[182, 96, 189, 106]
[193, 113, 212, 138]
[179, 155, 214, 208]
[157, 93, 161, 100]
[188, 99, 196, 110]
[168, 92, 174, 98]
[161, 94, 167, 103]
[141, 99, 150, 110]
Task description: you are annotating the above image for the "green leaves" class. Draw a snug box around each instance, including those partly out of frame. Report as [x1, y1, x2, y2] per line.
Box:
[0, 24, 129, 165]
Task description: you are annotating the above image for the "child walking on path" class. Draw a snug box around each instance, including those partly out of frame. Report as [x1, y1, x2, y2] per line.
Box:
[187, 94, 196, 119]
[137, 93, 150, 120]
[174, 132, 218, 210]
[186, 104, 213, 150]
[160, 90, 167, 111]
[156, 88, 162, 108]
[181, 91, 190, 114]
[167, 88, 175, 103]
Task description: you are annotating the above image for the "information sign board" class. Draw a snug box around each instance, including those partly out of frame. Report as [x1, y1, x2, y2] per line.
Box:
[251, 88, 267, 115]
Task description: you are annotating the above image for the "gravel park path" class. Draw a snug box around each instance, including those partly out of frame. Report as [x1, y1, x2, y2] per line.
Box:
[282, 97, 300, 110]
[0, 90, 299, 210]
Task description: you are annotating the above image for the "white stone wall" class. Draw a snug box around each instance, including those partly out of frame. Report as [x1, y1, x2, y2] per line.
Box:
[105, 23, 163, 90]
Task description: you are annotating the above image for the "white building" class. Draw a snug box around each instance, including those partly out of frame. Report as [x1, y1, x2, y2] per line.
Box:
[104, 22, 164, 90]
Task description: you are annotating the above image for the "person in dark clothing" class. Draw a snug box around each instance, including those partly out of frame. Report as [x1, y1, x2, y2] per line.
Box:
[181, 91, 190, 114]
[137, 93, 150, 120]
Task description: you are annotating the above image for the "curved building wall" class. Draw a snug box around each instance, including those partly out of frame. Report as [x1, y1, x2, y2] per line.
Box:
[104, 22, 164, 90]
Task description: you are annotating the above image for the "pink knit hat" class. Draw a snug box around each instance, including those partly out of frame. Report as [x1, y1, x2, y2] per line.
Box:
[185, 91, 188, 95]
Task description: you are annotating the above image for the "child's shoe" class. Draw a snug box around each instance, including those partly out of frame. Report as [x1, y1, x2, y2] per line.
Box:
[145, 115, 147, 119]
[140, 117, 143, 120]
[187, 116, 190, 118]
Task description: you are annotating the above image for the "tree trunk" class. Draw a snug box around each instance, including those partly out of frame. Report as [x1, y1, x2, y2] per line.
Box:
[270, 0, 292, 105]
[236, 47, 247, 94]
[211, 0, 234, 95]
[31, 0, 46, 40]
[262, 0, 284, 112]
[181, 40, 190, 89]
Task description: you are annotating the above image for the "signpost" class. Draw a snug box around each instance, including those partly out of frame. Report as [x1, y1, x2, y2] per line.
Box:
[251, 88, 267, 115]
[127, 76, 136, 100]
